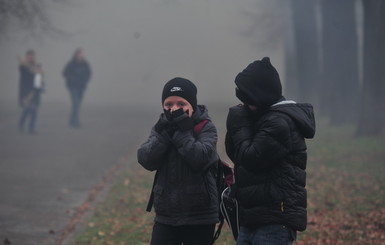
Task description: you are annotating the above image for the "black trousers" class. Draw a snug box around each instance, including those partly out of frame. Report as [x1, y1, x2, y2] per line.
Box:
[150, 222, 216, 245]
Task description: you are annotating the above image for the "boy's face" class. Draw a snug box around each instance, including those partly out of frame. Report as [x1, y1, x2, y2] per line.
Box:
[163, 96, 193, 117]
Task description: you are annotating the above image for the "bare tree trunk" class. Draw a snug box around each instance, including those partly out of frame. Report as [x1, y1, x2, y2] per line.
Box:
[356, 0, 385, 136]
[282, 0, 299, 100]
[290, 0, 321, 105]
[320, 0, 360, 124]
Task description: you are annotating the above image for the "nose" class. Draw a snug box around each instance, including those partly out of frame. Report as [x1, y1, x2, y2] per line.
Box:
[171, 105, 180, 111]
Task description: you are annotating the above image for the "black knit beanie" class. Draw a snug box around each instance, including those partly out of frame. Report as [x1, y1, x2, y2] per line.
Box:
[162, 77, 197, 110]
[235, 57, 282, 109]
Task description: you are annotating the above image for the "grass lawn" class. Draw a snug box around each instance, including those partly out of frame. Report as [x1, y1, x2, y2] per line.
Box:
[74, 110, 385, 245]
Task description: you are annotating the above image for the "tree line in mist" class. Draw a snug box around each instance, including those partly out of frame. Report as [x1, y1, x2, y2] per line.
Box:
[1, 0, 384, 136]
[286, 0, 384, 136]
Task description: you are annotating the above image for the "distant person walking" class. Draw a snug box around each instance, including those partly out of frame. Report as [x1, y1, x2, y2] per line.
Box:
[18, 50, 44, 134]
[137, 77, 220, 245]
[225, 57, 316, 245]
[63, 48, 91, 128]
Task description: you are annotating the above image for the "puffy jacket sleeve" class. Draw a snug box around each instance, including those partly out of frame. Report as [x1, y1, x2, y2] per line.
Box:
[171, 120, 218, 171]
[228, 113, 292, 169]
[137, 126, 171, 171]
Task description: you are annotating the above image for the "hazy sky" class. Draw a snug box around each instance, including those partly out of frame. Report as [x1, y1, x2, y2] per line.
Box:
[0, 0, 286, 108]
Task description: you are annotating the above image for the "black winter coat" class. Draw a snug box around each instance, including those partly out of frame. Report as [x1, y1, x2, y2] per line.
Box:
[19, 65, 41, 107]
[63, 59, 91, 90]
[137, 105, 219, 226]
[225, 101, 315, 231]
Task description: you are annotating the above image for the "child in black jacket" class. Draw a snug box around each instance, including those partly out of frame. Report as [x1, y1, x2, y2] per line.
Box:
[225, 57, 315, 245]
[138, 77, 219, 245]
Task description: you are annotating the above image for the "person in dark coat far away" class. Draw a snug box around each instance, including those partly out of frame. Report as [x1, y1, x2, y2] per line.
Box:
[62, 48, 91, 128]
[18, 50, 44, 134]
[225, 57, 316, 245]
[137, 77, 219, 245]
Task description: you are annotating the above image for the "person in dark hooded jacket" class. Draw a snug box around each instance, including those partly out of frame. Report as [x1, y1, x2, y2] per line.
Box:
[225, 57, 315, 245]
[137, 77, 219, 245]
[63, 48, 91, 128]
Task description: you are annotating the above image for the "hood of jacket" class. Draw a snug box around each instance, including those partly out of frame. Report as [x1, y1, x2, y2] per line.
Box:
[235, 57, 283, 109]
[269, 100, 316, 139]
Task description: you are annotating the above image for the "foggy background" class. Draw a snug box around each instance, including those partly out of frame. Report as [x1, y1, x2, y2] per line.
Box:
[1, 2, 290, 243]
[1, 0, 384, 244]
[1, 0, 384, 135]
[0, 0, 287, 109]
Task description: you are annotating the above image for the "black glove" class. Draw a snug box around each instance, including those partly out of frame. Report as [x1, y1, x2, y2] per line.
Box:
[163, 109, 173, 121]
[226, 104, 253, 133]
[172, 108, 194, 132]
[162, 109, 178, 137]
[154, 116, 168, 134]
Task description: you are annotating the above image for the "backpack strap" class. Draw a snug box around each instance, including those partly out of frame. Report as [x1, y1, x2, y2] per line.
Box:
[194, 119, 209, 135]
[146, 171, 158, 212]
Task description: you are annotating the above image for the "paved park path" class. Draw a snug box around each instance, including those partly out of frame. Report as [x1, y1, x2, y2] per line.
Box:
[0, 102, 156, 245]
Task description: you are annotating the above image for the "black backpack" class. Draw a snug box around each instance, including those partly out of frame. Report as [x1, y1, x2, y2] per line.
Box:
[195, 120, 239, 243]
[212, 158, 236, 242]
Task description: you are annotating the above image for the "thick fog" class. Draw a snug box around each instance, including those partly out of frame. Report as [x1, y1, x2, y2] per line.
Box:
[0, 0, 286, 108]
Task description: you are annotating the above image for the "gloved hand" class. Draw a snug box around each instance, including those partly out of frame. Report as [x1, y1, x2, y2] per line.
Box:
[172, 108, 194, 132]
[154, 116, 168, 134]
[154, 109, 174, 134]
[226, 105, 254, 148]
[226, 104, 253, 133]
[163, 109, 173, 121]
[161, 109, 178, 137]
